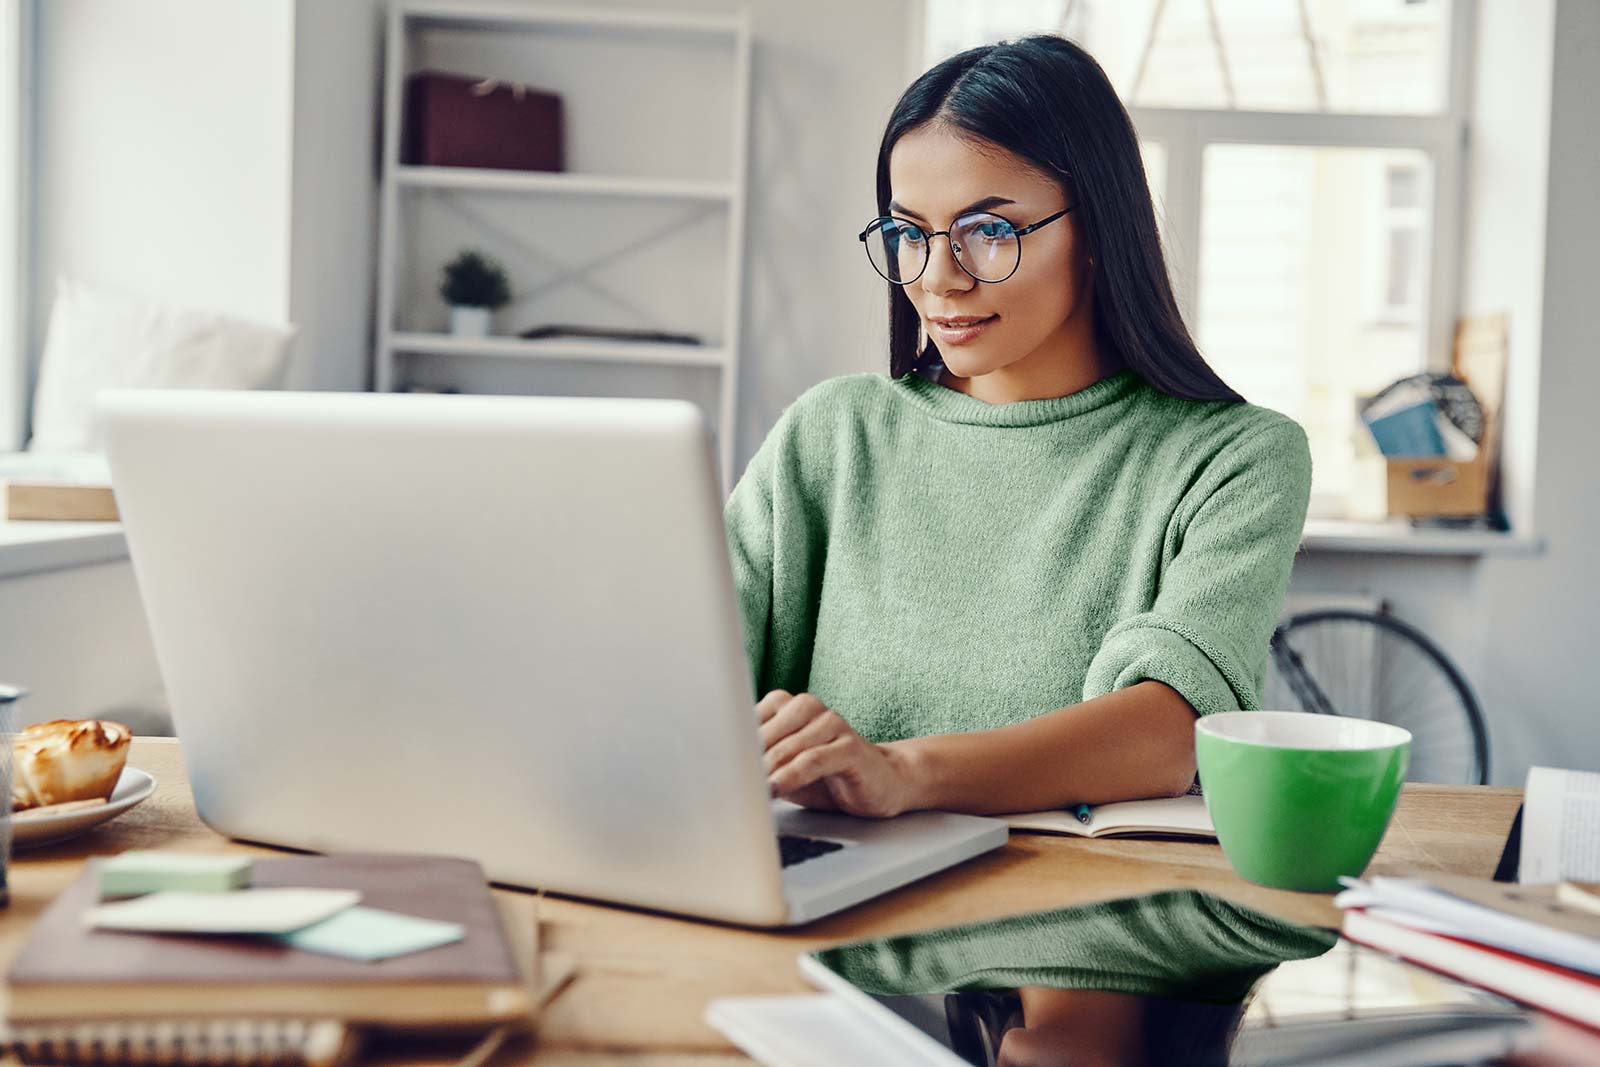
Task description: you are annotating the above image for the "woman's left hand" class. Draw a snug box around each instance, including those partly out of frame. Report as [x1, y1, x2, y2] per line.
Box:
[757, 690, 920, 818]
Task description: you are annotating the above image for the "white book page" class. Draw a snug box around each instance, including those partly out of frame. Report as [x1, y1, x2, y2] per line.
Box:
[1338, 876, 1600, 975]
[1003, 795, 1214, 838]
[1519, 766, 1600, 884]
[1001, 809, 1090, 837]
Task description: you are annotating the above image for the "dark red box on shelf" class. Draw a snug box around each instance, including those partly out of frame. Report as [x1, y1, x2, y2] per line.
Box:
[404, 70, 565, 172]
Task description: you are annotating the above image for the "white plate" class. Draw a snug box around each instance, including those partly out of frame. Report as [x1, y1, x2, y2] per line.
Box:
[10, 767, 157, 849]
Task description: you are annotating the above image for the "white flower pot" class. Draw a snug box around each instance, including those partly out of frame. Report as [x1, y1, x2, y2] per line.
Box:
[449, 306, 492, 337]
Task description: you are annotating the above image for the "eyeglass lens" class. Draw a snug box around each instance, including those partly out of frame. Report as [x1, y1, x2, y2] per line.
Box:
[864, 212, 1021, 284]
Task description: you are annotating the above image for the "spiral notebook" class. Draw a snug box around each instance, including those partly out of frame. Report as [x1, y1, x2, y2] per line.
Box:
[1, 958, 576, 1067]
[1, 1018, 360, 1067]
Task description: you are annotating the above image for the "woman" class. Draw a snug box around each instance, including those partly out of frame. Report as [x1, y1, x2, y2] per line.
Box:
[724, 35, 1311, 818]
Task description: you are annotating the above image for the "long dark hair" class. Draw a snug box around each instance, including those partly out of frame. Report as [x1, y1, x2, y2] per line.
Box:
[876, 35, 1243, 403]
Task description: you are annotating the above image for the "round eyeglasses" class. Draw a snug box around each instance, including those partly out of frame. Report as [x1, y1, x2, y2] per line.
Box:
[857, 206, 1074, 285]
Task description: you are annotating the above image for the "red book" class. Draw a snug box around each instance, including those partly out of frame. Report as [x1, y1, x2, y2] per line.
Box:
[1343, 908, 1600, 1033]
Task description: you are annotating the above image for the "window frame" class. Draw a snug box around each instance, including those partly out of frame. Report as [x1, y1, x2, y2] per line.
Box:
[0, 0, 32, 452]
[1128, 0, 1477, 380]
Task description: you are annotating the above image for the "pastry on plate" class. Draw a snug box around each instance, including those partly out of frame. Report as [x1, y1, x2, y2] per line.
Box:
[11, 719, 132, 812]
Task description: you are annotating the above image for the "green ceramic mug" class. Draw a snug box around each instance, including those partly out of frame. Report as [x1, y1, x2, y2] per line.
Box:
[1195, 711, 1411, 892]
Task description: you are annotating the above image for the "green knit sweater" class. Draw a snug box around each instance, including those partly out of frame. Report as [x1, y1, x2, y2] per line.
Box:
[723, 368, 1312, 743]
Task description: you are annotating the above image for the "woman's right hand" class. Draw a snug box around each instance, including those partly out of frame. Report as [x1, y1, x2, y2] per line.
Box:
[754, 689, 921, 818]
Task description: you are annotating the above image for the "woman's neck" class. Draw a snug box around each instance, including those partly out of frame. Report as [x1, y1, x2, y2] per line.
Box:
[937, 332, 1124, 405]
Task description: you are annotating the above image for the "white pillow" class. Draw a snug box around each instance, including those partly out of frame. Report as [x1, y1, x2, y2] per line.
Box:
[27, 278, 296, 453]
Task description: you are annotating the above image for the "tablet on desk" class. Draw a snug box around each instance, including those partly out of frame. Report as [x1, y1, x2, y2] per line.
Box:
[786, 890, 1535, 1067]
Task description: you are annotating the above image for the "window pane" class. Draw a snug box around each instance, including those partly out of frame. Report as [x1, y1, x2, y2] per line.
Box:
[1386, 227, 1420, 309]
[1386, 164, 1422, 209]
[1196, 145, 1432, 515]
[1139, 139, 1169, 250]
[923, 0, 1452, 115]
[924, 0, 1069, 64]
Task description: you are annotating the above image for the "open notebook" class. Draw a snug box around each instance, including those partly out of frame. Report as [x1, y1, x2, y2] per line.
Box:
[1001, 794, 1215, 840]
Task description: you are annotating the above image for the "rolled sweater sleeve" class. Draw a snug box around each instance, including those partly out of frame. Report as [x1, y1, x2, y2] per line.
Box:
[722, 399, 829, 701]
[1082, 417, 1313, 716]
[724, 432, 777, 701]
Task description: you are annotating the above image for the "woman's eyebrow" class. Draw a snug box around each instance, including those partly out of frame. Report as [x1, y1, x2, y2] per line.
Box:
[888, 195, 1017, 222]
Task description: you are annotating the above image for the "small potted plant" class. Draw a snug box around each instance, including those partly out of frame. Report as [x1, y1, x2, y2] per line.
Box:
[440, 250, 511, 337]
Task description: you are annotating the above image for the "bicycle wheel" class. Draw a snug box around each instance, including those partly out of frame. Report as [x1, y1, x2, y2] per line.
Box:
[1265, 609, 1490, 785]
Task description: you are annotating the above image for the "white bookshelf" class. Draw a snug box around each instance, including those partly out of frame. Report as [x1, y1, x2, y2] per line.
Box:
[374, 2, 753, 486]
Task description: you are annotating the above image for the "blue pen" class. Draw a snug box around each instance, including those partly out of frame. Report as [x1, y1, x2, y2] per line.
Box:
[1071, 802, 1092, 825]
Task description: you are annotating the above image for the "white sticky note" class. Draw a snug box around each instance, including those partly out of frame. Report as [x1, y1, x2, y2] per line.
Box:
[84, 888, 362, 934]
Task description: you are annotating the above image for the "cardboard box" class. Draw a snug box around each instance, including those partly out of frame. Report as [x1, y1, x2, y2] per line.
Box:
[1385, 451, 1490, 518]
[1382, 314, 1507, 520]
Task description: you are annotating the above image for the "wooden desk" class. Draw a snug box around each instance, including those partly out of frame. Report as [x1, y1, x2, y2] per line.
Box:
[3, 739, 1526, 1064]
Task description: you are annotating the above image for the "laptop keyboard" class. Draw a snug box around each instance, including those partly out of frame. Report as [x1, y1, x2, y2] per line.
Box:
[778, 834, 846, 868]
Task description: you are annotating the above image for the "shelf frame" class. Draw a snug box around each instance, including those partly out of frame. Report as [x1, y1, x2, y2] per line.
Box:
[395, 2, 747, 38]
[395, 165, 737, 202]
[373, 1, 752, 488]
[388, 332, 731, 369]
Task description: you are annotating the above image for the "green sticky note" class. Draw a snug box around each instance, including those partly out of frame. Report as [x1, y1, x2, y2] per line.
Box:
[276, 906, 465, 961]
[99, 852, 253, 899]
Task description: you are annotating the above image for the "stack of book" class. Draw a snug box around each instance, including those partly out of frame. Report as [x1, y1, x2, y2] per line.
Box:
[1, 853, 571, 1066]
[0, 454, 117, 521]
[1336, 873, 1600, 1031]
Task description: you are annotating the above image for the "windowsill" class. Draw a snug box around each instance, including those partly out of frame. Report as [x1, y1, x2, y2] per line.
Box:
[1301, 517, 1544, 557]
[0, 519, 128, 578]
[0, 516, 1542, 579]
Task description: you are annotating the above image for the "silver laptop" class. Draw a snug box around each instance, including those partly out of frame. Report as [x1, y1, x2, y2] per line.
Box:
[100, 389, 1007, 926]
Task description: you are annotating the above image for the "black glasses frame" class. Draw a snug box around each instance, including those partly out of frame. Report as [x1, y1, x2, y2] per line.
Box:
[856, 206, 1075, 285]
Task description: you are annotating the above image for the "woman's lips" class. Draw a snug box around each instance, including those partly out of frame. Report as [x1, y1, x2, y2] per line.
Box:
[929, 315, 998, 345]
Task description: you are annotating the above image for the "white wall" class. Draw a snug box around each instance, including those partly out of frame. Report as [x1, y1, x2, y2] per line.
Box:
[1458, 0, 1555, 538]
[1471, 0, 1600, 782]
[0, 2, 26, 452]
[27, 0, 297, 422]
[287, 0, 385, 391]
[26, 1, 385, 399]
[0, 560, 169, 734]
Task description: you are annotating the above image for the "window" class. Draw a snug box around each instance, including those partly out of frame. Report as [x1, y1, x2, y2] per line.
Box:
[1, 0, 28, 452]
[923, 0, 1472, 518]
